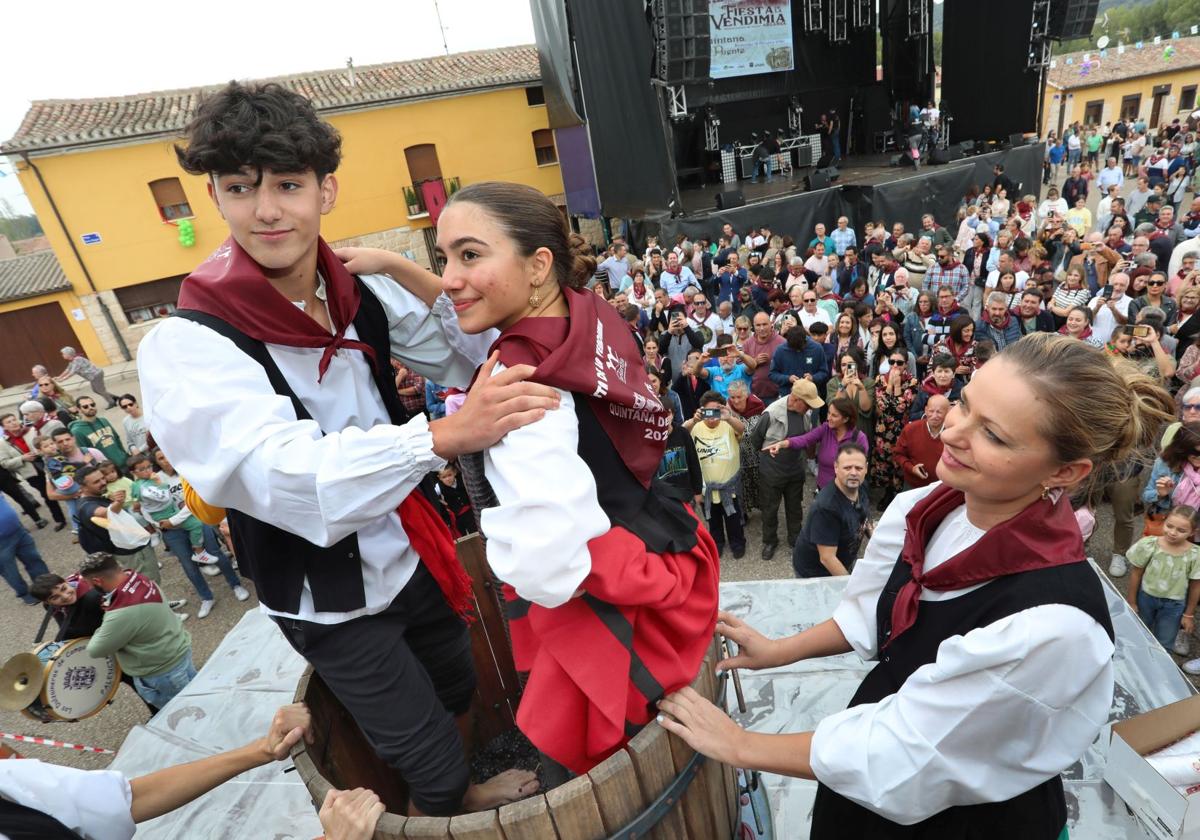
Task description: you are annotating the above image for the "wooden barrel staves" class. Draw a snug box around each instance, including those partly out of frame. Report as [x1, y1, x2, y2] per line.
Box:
[290, 535, 740, 840]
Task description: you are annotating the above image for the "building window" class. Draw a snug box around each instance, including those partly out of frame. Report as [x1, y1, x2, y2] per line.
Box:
[113, 275, 185, 324]
[1120, 94, 1141, 122]
[532, 129, 557, 166]
[148, 178, 193, 222]
[525, 86, 546, 106]
[1182, 86, 1198, 113]
[1083, 100, 1103, 125]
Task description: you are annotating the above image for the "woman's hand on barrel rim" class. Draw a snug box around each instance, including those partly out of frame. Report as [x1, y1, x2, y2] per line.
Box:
[715, 610, 781, 672]
[656, 687, 745, 766]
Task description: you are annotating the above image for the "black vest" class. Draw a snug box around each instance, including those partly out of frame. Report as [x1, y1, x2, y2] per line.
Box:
[0, 797, 84, 839]
[809, 557, 1114, 840]
[174, 280, 428, 614]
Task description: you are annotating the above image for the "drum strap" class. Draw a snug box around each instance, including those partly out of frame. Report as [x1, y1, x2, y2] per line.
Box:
[0, 795, 85, 839]
[33, 609, 53, 644]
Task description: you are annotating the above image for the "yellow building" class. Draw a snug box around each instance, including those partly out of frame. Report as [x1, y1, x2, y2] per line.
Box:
[1042, 35, 1200, 137]
[1, 45, 561, 369]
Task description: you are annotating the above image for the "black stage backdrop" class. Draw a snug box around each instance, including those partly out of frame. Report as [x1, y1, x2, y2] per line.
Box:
[530, 0, 583, 128]
[647, 144, 1044, 243]
[941, 0, 1042, 142]
[564, 0, 676, 218]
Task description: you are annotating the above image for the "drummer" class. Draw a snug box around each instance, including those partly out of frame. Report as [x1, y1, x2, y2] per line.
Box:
[30, 571, 159, 714]
[80, 550, 197, 710]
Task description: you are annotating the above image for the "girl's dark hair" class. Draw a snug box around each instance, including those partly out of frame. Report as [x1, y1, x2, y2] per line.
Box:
[829, 395, 859, 430]
[30, 573, 66, 602]
[1162, 422, 1200, 472]
[948, 314, 975, 343]
[447, 182, 596, 289]
[836, 347, 867, 373]
[176, 82, 342, 180]
[646, 366, 669, 395]
[126, 453, 153, 471]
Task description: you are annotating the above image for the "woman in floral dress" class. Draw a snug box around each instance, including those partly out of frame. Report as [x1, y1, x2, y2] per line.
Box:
[871, 347, 918, 508]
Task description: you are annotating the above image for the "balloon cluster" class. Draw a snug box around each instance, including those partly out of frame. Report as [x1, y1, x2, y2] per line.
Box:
[178, 218, 196, 248]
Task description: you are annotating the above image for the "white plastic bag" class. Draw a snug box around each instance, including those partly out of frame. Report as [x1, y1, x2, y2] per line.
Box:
[104, 508, 153, 550]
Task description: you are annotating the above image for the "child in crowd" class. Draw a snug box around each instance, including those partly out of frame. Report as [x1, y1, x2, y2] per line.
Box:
[37, 434, 85, 532]
[1127, 504, 1200, 651]
[128, 454, 217, 565]
[98, 460, 133, 500]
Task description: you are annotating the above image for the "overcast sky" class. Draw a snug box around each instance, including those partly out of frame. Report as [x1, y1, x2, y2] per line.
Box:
[0, 0, 536, 216]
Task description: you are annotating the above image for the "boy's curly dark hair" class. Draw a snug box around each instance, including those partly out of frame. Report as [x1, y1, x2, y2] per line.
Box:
[175, 81, 342, 181]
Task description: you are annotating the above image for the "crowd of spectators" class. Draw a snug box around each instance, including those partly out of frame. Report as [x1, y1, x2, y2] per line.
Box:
[586, 139, 1199, 610]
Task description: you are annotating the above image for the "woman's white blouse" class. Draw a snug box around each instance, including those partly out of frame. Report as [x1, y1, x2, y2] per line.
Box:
[480, 372, 611, 608]
[810, 483, 1114, 825]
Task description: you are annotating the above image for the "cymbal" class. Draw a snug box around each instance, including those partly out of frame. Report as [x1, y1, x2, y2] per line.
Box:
[0, 653, 45, 712]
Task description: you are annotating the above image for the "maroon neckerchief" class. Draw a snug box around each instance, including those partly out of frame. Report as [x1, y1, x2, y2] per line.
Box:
[988, 310, 1014, 331]
[103, 570, 163, 611]
[920, 376, 953, 397]
[1058, 324, 1094, 341]
[489, 287, 670, 488]
[176, 237, 375, 382]
[888, 483, 1085, 646]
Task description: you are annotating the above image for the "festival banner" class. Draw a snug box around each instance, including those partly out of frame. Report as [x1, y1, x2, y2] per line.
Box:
[709, 0, 794, 79]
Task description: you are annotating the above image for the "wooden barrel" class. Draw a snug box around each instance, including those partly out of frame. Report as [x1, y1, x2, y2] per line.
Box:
[289, 535, 741, 840]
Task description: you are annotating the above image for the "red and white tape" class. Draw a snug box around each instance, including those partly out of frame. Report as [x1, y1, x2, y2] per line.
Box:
[0, 732, 114, 754]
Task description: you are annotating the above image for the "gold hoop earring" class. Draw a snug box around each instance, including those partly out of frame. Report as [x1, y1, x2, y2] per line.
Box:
[529, 283, 542, 309]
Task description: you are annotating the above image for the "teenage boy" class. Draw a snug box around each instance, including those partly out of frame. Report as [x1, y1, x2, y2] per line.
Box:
[137, 82, 550, 815]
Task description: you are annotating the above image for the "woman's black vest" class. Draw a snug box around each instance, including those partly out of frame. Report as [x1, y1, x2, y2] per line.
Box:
[173, 280, 435, 614]
[809, 556, 1114, 839]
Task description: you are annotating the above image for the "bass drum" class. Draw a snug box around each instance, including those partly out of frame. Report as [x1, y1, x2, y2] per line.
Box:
[22, 639, 121, 723]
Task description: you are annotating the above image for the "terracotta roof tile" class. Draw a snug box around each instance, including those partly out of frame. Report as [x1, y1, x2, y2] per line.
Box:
[0, 250, 72, 304]
[3, 45, 539, 153]
[1047, 34, 1200, 91]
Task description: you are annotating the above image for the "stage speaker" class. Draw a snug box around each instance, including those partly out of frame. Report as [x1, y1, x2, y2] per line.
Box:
[1008, 133, 1027, 148]
[651, 0, 710, 84]
[959, 140, 976, 155]
[715, 188, 745, 210]
[805, 171, 832, 192]
[890, 154, 903, 167]
[817, 166, 840, 182]
[816, 154, 835, 169]
[1048, 0, 1099, 40]
[929, 147, 963, 165]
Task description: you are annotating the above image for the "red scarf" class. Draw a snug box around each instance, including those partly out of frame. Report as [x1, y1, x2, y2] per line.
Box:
[177, 236, 472, 620]
[177, 237, 375, 383]
[103, 570, 164, 611]
[888, 483, 1084, 646]
[490, 288, 670, 487]
[920, 375, 953, 397]
[1058, 324, 1094, 341]
[3, 430, 29, 454]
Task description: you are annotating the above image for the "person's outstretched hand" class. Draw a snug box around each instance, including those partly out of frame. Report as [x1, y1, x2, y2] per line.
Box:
[431, 352, 560, 459]
[715, 610, 782, 673]
[319, 788, 385, 840]
[261, 702, 313, 761]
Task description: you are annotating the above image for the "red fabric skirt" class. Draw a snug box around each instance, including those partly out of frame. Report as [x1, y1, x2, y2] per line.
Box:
[504, 505, 719, 774]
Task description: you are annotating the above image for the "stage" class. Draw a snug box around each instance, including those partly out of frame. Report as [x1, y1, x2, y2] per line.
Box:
[678, 152, 953, 215]
[638, 141, 1043, 245]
